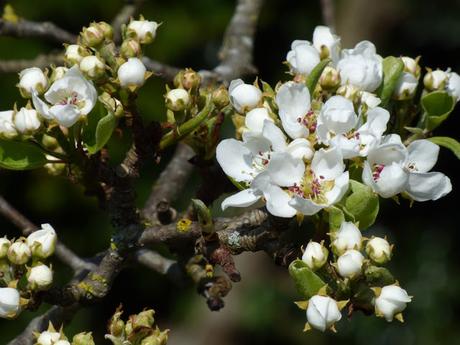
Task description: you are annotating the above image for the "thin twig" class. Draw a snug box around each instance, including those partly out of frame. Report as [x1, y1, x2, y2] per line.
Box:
[0, 54, 64, 73]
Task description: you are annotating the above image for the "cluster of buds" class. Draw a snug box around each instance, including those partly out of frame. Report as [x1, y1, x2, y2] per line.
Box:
[393, 57, 420, 100]
[0, 224, 57, 319]
[34, 322, 94, 345]
[423, 67, 460, 101]
[105, 307, 169, 345]
[293, 221, 411, 332]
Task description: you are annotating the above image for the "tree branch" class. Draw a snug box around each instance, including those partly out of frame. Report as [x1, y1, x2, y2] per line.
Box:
[0, 53, 64, 73]
[0, 18, 77, 43]
[320, 0, 336, 30]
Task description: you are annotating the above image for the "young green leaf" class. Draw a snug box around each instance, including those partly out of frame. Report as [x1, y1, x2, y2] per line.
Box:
[0, 140, 48, 170]
[343, 180, 379, 230]
[421, 91, 455, 130]
[85, 112, 117, 155]
[428, 136, 460, 160]
[305, 59, 331, 95]
[288, 259, 326, 299]
[377, 56, 404, 107]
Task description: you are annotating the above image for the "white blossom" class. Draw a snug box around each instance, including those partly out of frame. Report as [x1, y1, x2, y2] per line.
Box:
[228, 79, 262, 113]
[27, 264, 53, 290]
[64, 44, 88, 65]
[375, 285, 412, 321]
[302, 241, 328, 270]
[401, 56, 419, 76]
[18, 67, 48, 97]
[336, 249, 364, 278]
[306, 295, 342, 331]
[32, 66, 97, 127]
[36, 330, 61, 345]
[0, 110, 18, 139]
[331, 222, 362, 255]
[127, 20, 159, 44]
[393, 72, 418, 100]
[13, 107, 41, 135]
[366, 237, 392, 264]
[118, 58, 147, 88]
[79, 55, 105, 79]
[0, 287, 20, 319]
[27, 223, 57, 259]
[286, 40, 320, 75]
[423, 69, 448, 91]
[447, 72, 460, 101]
[337, 41, 383, 92]
[7, 239, 31, 265]
[166, 88, 190, 111]
[243, 107, 273, 135]
[312, 26, 341, 62]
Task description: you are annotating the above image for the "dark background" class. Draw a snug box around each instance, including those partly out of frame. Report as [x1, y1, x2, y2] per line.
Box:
[1, 0, 460, 344]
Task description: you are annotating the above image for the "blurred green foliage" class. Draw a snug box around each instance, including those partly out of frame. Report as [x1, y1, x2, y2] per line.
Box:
[0, 0, 460, 344]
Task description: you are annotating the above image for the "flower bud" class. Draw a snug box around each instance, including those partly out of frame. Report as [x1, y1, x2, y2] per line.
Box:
[447, 72, 460, 101]
[336, 249, 364, 278]
[401, 56, 420, 77]
[229, 79, 262, 113]
[0, 237, 11, 258]
[18, 67, 48, 98]
[141, 330, 169, 345]
[80, 24, 105, 47]
[181, 69, 201, 90]
[79, 55, 105, 79]
[127, 19, 159, 44]
[13, 107, 41, 135]
[99, 92, 124, 118]
[27, 264, 53, 290]
[302, 241, 328, 270]
[366, 237, 392, 264]
[118, 58, 147, 88]
[336, 84, 360, 102]
[0, 110, 18, 139]
[44, 155, 66, 176]
[0, 287, 20, 319]
[212, 86, 230, 109]
[72, 332, 95, 345]
[64, 44, 90, 65]
[36, 330, 61, 345]
[374, 285, 412, 322]
[50, 67, 68, 83]
[54, 341, 71, 345]
[120, 39, 142, 58]
[359, 91, 381, 109]
[26, 224, 57, 259]
[393, 72, 418, 100]
[126, 309, 155, 335]
[306, 295, 342, 332]
[166, 88, 190, 111]
[96, 21, 113, 40]
[319, 66, 340, 90]
[331, 221, 362, 256]
[423, 69, 448, 91]
[108, 310, 125, 337]
[7, 238, 31, 265]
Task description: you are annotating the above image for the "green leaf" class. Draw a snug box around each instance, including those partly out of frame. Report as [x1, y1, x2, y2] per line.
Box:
[377, 56, 404, 107]
[288, 259, 326, 299]
[326, 206, 345, 232]
[428, 136, 460, 160]
[343, 180, 379, 230]
[305, 59, 331, 95]
[85, 112, 117, 154]
[0, 140, 48, 170]
[421, 91, 455, 130]
[364, 265, 395, 286]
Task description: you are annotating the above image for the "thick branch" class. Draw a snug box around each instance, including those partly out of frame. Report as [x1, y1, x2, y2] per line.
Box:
[0, 18, 76, 43]
[142, 57, 181, 82]
[0, 54, 63, 73]
[0, 196, 95, 271]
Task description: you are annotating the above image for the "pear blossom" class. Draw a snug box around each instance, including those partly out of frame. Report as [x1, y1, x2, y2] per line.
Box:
[306, 295, 342, 331]
[0, 287, 20, 319]
[366, 237, 392, 264]
[27, 264, 53, 290]
[423, 69, 448, 91]
[374, 285, 412, 322]
[36, 330, 61, 345]
[0, 110, 18, 139]
[393, 72, 418, 100]
[285, 147, 349, 216]
[0, 237, 11, 258]
[228, 79, 262, 113]
[166, 88, 190, 111]
[331, 222, 362, 255]
[312, 26, 341, 62]
[127, 20, 159, 44]
[64, 44, 89, 65]
[118, 58, 147, 88]
[286, 40, 320, 75]
[336, 249, 364, 278]
[32, 66, 97, 127]
[13, 107, 41, 135]
[275, 81, 312, 139]
[18, 67, 48, 97]
[302, 241, 328, 270]
[337, 41, 383, 92]
[27, 223, 57, 259]
[7, 239, 31, 265]
[447, 72, 460, 101]
[79, 55, 105, 79]
[401, 56, 420, 76]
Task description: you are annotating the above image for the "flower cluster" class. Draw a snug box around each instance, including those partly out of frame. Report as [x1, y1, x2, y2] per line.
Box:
[0, 224, 57, 319]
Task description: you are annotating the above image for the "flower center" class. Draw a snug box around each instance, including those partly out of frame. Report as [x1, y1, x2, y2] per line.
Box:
[252, 150, 271, 171]
[288, 170, 332, 204]
[297, 110, 316, 132]
[372, 164, 385, 181]
[59, 92, 80, 106]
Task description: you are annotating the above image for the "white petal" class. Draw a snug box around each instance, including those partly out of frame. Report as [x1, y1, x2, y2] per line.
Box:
[329, 135, 360, 159]
[31, 92, 52, 120]
[407, 140, 439, 173]
[374, 162, 409, 198]
[263, 184, 297, 218]
[245, 107, 273, 133]
[311, 147, 345, 180]
[261, 120, 287, 152]
[319, 95, 358, 135]
[406, 172, 452, 201]
[221, 189, 261, 210]
[360, 106, 390, 137]
[267, 152, 305, 187]
[286, 138, 314, 160]
[367, 142, 407, 166]
[49, 104, 81, 127]
[289, 196, 324, 215]
[216, 139, 256, 182]
[325, 171, 349, 204]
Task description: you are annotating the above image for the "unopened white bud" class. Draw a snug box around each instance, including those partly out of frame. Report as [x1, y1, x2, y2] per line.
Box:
[80, 25, 105, 47]
[228, 79, 262, 113]
[0, 110, 17, 139]
[50, 67, 69, 83]
[0, 287, 20, 319]
[166, 88, 190, 111]
[0, 237, 11, 258]
[14, 107, 41, 135]
[374, 285, 412, 322]
[424, 69, 448, 91]
[127, 19, 159, 44]
[447, 72, 460, 101]
[79, 55, 105, 79]
[336, 84, 360, 102]
[366, 237, 392, 264]
[64, 44, 90, 65]
[36, 330, 61, 345]
[118, 58, 147, 88]
[359, 91, 381, 108]
[336, 249, 364, 278]
[302, 241, 328, 270]
[27, 224, 57, 259]
[401, 56, 420, 77]
[319, 66, 340, 90]
[306, 295, 342, 332]
[331, 221, 362, 256]
[18, 67, 48, 98]
[7, 239, 31, 265]
[27, 264, 53, 290]
[393, 72, 418, 100]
